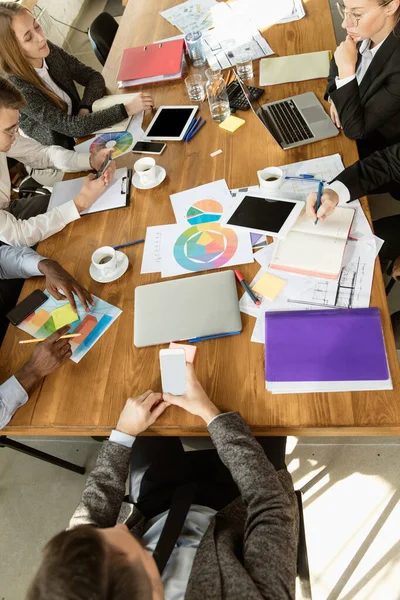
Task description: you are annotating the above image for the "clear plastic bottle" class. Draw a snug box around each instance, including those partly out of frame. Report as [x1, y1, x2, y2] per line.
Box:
[205, 68, 230, 123]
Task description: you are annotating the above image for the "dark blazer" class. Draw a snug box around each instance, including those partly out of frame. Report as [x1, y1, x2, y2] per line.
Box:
[9, 42, 128, 149]
[326, 28, 400, 158]
[334, 141, 400, 200]
[69, 413, 299, 599]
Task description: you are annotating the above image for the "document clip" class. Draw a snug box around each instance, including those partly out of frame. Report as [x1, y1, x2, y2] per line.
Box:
[159, 43, 163, 48]
[121, 177, 127, 194]
[143, 45, 147, 51]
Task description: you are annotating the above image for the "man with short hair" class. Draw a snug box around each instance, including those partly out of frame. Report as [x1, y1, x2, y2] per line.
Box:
[27, 365, 298, 599]
[0, 75, 114, 246]
[0, 244, 94, 429]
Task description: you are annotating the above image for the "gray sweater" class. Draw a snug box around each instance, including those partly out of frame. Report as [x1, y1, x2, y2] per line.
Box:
[70, 413, 299, 599]
[9, 41, 128, 150]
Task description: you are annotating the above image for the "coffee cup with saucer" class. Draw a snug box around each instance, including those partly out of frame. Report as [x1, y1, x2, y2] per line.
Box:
[90, 246, 129, 283]
[132, 157, 166, 190]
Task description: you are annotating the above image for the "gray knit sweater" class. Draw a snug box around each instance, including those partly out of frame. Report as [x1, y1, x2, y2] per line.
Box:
[9, 41, 128, 149]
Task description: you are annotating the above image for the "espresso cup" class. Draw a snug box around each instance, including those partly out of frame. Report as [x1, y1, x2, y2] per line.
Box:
[92, 246, 118, 276]
[134, 157, 157, 185]
[257, 167, 284, 191]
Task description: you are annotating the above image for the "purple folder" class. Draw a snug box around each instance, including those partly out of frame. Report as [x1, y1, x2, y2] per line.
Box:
[265, 308, 389, 382]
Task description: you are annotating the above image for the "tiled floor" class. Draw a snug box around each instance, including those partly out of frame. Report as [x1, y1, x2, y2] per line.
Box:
[1, 2, 400, 599]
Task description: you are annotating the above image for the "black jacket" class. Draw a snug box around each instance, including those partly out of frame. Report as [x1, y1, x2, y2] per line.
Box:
[9, 42, 128, 149]
[326, 28, 400, 158]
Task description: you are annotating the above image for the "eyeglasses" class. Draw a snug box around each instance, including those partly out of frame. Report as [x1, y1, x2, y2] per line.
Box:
[0, 121, 20, 138]
[336, 0, 393, 27]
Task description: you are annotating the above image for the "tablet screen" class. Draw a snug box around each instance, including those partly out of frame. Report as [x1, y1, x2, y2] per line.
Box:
[226, 195, 295, 233]
[146, 108, 195, 138]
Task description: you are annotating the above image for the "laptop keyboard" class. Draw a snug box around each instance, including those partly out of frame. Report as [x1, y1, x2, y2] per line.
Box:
[268, 99, 314, 146]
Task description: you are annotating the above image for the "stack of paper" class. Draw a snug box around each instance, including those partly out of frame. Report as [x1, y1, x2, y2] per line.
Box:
[228, 0, 305, 28]
[92, 93, 140, 134]
[265, 308, 392, 393]
[259, 51, 331, 86]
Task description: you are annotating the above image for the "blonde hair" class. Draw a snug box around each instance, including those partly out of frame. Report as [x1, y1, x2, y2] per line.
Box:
[0, 3, 67, 112]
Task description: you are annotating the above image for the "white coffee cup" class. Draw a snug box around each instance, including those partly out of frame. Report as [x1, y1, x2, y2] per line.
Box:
[134, 157, 157, 185]
[257, 167, 284, 191]
[92, 246, 118, 276]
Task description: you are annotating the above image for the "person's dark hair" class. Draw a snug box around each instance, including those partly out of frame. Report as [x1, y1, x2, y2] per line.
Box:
[0, 74, 25, 110]
[26, 525, 153, 600]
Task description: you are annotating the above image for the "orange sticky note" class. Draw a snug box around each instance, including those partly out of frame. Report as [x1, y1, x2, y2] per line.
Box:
[169, 342, 197, 363]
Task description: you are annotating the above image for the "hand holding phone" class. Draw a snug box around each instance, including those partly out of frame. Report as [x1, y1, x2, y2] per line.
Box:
[94, 151, 113, 179]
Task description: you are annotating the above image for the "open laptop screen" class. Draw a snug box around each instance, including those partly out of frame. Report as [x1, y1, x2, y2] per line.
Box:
[235, 72, 283, 147]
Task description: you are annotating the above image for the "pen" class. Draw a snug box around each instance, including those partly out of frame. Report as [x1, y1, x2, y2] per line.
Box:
[186, 119, 206, 141]
[113, 238, 145, 250]
[187, 331, 241, 343]
[19, 334, 81, 345]
[314, 180, 324, 225]
[284, 176, 327, 182]
[234, 269, 261, 306]
[183, 117, 200, 141]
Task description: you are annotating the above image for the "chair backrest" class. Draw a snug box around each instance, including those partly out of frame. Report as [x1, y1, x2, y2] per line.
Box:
[88, 12, 119, 66]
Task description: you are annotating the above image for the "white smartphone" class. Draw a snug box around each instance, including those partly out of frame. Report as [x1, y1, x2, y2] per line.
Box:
[132, 141, 166, 155]
[159, 349, 186, 395]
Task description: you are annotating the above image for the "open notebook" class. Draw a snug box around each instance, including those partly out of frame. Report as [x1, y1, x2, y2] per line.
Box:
[270, 206, 355, 279]
[265, 308, 392, 394]
[47, 168, 130, 215]
[93, 93, 139, 134]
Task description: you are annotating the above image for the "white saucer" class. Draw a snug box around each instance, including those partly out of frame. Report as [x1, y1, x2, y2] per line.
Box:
[132, 166, 166, 190]
[89, 251, 129, 283]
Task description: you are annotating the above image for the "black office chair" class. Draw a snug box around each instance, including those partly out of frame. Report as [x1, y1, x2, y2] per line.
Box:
[88, 12, 119, 66]
[296, 490, 312, 599]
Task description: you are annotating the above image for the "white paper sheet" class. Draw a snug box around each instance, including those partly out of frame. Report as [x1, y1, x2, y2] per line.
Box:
[160, 0, 228, 34]
[140, 225, 164, 274]
[170, 179, 234, 224]
[47, 168, 129, 215]
[228, 0, 305, 28]
[202, 26, 274, 70]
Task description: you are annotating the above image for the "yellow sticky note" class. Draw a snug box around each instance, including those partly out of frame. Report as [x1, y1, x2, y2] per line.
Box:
[219, 115, 245, 133]
[252, 273, 286, 301]
[51, 304, 79, 329]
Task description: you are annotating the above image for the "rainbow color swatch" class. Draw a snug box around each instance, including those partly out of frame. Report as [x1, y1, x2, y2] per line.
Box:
[173, 200, 238, 271]
[17, 292, 122, 363]
[89, 131, 133, 158]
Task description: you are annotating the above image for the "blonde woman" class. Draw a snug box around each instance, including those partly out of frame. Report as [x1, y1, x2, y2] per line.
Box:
[0, 3, 153, 152]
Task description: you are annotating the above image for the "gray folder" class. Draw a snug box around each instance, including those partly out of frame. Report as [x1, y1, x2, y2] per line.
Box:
[134, 270, 242, 347]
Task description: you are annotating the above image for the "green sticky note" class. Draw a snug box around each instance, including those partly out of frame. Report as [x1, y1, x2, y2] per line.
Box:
[51, 304, 79, 329]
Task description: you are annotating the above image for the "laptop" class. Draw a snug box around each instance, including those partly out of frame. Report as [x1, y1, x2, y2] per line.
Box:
[236, 74, 339, 150]
[134, 270, 242, 347]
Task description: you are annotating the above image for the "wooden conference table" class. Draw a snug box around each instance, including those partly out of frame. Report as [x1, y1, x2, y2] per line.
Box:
[1, 0, 400, 437]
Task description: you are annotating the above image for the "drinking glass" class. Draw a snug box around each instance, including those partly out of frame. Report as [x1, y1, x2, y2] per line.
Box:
[185, 74, 206, 102]
[235, 49, 254, 80]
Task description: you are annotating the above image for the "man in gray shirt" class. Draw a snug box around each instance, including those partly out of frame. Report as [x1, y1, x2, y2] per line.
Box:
[27, 365, 298, 600]
[0, 245, 93, 429]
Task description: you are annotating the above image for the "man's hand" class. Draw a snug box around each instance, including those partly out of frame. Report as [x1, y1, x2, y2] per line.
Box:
[330, 101, 341, 128]
[163, 364, 221, 425]
[73, 162, 116, 213]
[124, 92, 154, 116]
[334, 35, 358, 79]
[392, 256, 400, 281]
[89, 148, 113, 172]
[306, 189, 339, 221]
[15, 326, 72, 394]
[78, 108, 90, 116]
[116, 391, 170, 436]
[38, 259, 95, 312]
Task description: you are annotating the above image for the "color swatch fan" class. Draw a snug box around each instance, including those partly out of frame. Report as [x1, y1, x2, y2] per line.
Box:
[89, 131, 133, 158]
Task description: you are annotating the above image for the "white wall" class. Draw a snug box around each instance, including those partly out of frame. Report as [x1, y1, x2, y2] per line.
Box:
[34, 0, 86, 47]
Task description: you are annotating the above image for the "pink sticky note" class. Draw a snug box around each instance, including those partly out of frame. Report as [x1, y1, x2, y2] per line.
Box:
[210, 149, 223, 157]
[169, 342, 197, 363]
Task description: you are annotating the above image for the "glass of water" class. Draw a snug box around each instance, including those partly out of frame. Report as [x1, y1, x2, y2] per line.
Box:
[185, 74, 206, 102]
[235, 49, 254, 80]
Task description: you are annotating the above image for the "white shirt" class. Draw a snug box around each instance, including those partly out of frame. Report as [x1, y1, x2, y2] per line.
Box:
[1, 135, 91, 246]
[335, 36, 387, 90]
[35, 59, 73, 115]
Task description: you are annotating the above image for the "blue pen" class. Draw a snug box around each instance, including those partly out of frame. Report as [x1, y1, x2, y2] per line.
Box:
[113, 238, 145, 250]
[314, 180, 324, 225]
[183, 117, 200, 141]
[187, 331, 241, 343]
[186, 119, 206, 141]
[285, 176, 327, 183]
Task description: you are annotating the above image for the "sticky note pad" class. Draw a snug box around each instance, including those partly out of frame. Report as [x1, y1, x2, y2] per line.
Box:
[169, 342, 197, 363]
[252, 273, 286, 301]
[51, 304, 79, 329]
[219, 115, 245, 133]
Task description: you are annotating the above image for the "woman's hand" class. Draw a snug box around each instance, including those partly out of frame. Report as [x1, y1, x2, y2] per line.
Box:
[124, 92, 155, 116]
[334, 35, 358, 79]
[330, 101, 341, 128]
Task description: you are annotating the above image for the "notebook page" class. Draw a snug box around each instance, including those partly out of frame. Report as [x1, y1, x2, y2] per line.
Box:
[259, 51, 330, 86]
[270, 231, 345, 278]
[292, 206, 355, 239]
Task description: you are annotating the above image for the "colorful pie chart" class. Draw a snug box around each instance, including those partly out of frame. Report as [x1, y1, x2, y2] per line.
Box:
[89, 131, 133, 158]
[186, 199, 223, 225]
[173, 221, 238, 271]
